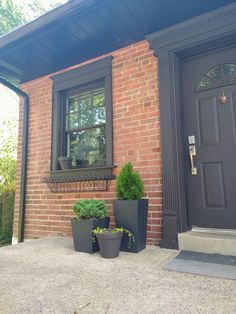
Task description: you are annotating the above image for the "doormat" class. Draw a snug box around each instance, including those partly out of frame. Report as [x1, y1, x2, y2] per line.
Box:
[164, 251, 236, 280]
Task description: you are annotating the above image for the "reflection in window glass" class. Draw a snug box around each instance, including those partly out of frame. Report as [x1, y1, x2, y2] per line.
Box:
[66, 88, 105, 130]
[198, 64, 236, 90]
[69, 127, 106, 166]
[66, 87, 106, 167]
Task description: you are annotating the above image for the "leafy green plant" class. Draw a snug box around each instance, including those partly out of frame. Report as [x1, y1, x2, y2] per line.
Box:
[92, 227, 135, 248]
[0, 118, 17, 246]
[116, 162, 144, 200]
[73, 199, 108, 220]
[0, 192, 14, 246]
[0, 0, 67, 37]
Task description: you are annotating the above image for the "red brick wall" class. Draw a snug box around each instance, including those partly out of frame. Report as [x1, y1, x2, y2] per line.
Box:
[13, 40, 163, 245]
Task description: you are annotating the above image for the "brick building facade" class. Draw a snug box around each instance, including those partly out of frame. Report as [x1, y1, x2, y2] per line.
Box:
[13, 40, 163, 245]
[2, 1, 233, 250]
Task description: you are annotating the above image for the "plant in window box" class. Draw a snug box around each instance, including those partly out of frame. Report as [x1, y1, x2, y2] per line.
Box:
[92, 227, 135, 259]
[71, 199, 110, 253]
[58, 156, 72, 170]
[113, 162, 148, 253]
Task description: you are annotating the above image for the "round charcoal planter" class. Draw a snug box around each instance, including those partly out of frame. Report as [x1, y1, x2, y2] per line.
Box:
[97, 230, 123, 259]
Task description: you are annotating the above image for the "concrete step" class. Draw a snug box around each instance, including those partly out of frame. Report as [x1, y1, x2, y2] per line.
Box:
[178, 230, 236, 256]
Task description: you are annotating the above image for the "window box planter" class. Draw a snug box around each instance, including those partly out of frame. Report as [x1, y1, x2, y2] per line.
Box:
[71, 217, 110, 253]
[113, 199, 148, 253]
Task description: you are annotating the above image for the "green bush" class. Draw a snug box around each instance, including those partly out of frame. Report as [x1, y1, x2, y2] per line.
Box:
[0, 192, 14, 246]
[73, 199, 108, 220]
[116, 162, 144, 200]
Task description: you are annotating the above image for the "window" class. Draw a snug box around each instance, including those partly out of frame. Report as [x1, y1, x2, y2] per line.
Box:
[51, 57, 113, 176]
[197, 63, 236, 91]
[65, 84, 106, 167]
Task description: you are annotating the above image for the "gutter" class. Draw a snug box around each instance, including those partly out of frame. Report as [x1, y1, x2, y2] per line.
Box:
[0, 78, 29, 243]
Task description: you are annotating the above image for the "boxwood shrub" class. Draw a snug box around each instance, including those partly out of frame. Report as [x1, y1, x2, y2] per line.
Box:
[73, 199, 108, 220]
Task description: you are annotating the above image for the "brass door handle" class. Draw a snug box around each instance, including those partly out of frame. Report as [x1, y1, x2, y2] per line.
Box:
[189, 145, 197, 175]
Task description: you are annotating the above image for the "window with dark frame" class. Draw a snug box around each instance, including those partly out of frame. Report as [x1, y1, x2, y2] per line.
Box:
[51, 56, 113, 176]
[65, 83, 106, 168]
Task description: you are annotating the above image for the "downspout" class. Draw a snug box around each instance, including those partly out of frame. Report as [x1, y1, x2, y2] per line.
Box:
[0, 77, 29, 243]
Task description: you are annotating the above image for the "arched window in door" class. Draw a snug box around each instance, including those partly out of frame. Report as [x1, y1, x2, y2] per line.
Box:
[197, 63, 236, 91]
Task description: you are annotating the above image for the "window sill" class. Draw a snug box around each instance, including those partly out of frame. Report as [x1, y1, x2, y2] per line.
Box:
[50, 165, 116, 178]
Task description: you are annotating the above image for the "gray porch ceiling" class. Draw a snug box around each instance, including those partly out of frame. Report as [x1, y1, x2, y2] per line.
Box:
[0, 0, 235, 84]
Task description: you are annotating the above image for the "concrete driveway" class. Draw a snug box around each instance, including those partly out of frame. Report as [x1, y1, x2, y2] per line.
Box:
[0, 237, 235, 314]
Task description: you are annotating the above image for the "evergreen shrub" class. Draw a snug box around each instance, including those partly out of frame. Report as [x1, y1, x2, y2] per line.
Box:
[116, 162, 144, 200]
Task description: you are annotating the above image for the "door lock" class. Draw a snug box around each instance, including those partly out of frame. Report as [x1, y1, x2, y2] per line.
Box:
[188, 135, 195, 144]
[189, 145, 197, 175]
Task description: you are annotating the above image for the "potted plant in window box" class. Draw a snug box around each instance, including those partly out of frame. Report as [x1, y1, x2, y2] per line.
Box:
[92, 227, 134, 259]
[113, 162, 148, 253]
[58, 156, 72, 170]
[71, 199, 110, 254]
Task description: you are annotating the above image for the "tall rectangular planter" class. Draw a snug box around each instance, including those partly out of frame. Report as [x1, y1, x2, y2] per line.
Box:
[71, 217, 110, 253]
[113, 199, 148, 253]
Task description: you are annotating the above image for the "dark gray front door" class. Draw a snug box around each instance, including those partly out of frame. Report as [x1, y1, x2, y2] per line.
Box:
[182, 47, 236, 229]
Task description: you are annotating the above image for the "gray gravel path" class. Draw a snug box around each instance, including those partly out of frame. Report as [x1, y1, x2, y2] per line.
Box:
[0, 237, 235, 314]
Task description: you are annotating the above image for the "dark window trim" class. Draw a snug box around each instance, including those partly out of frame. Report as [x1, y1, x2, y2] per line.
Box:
[64, 80, 104, 98]
[50, 56, 113, 176]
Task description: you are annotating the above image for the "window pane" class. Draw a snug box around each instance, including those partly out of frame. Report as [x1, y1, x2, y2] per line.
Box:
[208, 66, 222, 83]
[198, 64, 236, 90]
[67, 113, 79, 129]
[78, 92, 93, 128]
[68, 98, 79, 114]
[223, 64, 236, 81]
[66, 88, 105, 130]
[69, 127, 106, 166]
[93, 89, 106, 125]
[199, 76, 212, 89]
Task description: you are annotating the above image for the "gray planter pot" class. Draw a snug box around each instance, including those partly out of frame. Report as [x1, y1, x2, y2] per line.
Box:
[71, 217, 110, 253]
[97, 230, 123, 259]
[58, 157, 72, 170]
[113, 199, 148, 253]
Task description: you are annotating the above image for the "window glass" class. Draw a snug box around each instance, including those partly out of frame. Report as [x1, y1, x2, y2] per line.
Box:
[66, 88, 105, 130]
[198, 64, 236, 90]
[66, 87, 106, 167]
[69, 127, 106, 166]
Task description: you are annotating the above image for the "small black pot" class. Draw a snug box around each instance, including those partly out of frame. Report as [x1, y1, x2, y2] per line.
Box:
[71, 217, 110, 253]
[97, 230, 123, 259]
[113, 199, 148, 253]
